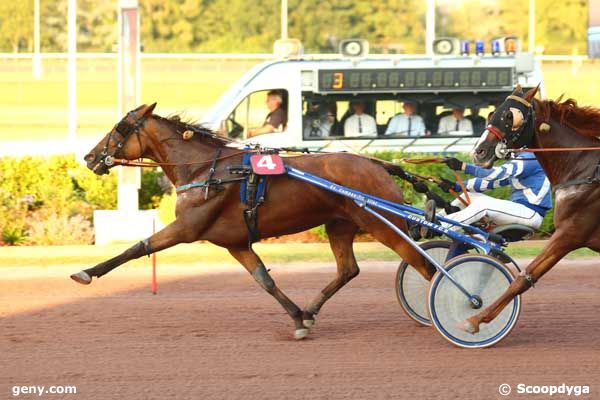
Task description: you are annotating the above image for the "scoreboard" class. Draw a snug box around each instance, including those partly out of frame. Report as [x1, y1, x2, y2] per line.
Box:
[318, 68, 513, 92]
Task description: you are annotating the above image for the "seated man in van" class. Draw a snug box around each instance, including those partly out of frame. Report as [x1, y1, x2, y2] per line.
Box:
[437, 107, 473, 135]
[384, 101, 426, 136]
[248, 90, 287, 137]
[344, 101, 377, 137]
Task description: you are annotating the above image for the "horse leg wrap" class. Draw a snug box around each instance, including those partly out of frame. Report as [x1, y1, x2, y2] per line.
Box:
[518, 271, 537, 289]
[306, 292, 327, 316]
[523, 273, 536, 288]
[252, 263, 275, 293]
[141, 239, 152, 257]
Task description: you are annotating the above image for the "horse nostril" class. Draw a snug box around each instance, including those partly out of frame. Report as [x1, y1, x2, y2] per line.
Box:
[84, 153, 96, 163]
[476, 148, 486, 156]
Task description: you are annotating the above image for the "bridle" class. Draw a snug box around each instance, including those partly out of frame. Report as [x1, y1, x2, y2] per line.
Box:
[486, 94, 536, 160]
[96, 111, 147, 170]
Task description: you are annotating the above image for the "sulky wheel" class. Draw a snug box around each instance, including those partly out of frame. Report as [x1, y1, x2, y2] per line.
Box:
[428, 254, 521, 348]
[395, 240, 452, 326]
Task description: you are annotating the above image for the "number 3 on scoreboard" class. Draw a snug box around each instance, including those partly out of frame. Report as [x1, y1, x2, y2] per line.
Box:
[250, 154, 286, 175]
[332, 72, 344, 89]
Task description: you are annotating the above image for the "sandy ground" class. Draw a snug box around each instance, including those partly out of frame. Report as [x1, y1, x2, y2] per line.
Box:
[1, 258, 599, 399]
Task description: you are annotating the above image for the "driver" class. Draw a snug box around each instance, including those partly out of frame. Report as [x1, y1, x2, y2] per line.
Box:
[248, 90, 287, 137]
[432, 155, 552, 230]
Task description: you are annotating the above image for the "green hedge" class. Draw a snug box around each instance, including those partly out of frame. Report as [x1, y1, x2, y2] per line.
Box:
[0, 155, 167, 245]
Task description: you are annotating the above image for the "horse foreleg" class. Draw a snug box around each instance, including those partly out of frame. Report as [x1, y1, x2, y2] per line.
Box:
[460, 230, 576, 334]
[70, 216, 201, 285]
[228, 247, 307, 340]
[302, 220, 360, 328]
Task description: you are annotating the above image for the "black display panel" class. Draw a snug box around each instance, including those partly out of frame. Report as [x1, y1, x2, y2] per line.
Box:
[318, 68, 513, 92]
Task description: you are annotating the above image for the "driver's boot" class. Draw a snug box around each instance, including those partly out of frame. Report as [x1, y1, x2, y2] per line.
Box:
[420, 199, 439, 239]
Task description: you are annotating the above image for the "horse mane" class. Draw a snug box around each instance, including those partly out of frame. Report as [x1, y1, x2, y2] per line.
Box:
[534, 97, 600, 139]
[152, 113, 234, 147]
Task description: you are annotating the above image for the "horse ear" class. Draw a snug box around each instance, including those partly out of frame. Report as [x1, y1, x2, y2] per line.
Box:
[524, 84, 540, 101]
[512, 84, 524, 97]
[143, 102, 157, 116]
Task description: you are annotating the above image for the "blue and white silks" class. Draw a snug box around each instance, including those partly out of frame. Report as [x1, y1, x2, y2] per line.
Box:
[456, 155, 552, 216]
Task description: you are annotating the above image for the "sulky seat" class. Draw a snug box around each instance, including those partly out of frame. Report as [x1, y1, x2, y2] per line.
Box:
[491, 224, 535, 242]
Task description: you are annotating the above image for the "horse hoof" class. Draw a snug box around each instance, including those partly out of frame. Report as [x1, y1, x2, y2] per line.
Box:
[70, 271, 92, 285]
[302, 319, 315, 329]
[294, 328, 309, 340]
[458, 320, 478, 334]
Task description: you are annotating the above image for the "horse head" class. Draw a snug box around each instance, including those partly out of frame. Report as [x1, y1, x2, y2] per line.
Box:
[472, 85, 539, 167]
[84, 103, 157, 175]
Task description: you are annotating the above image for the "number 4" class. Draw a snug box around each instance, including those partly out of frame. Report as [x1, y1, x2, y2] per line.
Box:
[256, 155, 277, 170]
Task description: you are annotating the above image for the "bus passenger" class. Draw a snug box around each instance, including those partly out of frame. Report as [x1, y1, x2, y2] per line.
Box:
[344, 101, 377, 137]
[384, 101, 426, 136]
[437, 108, 473, 135]
[248, 90, 287, 137]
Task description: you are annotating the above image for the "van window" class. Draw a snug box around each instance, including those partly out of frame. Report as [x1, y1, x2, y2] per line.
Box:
[302, 92, 505, 139]
[225, 89, 288, 139]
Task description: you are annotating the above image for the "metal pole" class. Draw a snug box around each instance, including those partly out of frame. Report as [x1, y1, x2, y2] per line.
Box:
[33, 0, 41, 79]
[426, 0, 435, 56]
[529, 0, 535, 53]
[67, 0, 77, 144]
[281, 0, 288, 40]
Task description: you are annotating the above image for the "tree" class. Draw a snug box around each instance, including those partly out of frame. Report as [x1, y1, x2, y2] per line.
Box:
[0, 0, 33, 52]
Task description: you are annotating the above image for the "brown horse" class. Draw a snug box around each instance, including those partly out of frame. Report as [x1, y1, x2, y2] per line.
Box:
[464, 86, 600, 334]
[71, 103, 433, 339]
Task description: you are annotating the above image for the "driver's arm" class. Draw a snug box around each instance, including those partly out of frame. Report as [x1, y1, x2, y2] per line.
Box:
[248, 124, 276, 137]
[456, 159, 525, 192]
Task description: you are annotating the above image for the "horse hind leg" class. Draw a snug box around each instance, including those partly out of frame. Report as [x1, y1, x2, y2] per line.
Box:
[302, 220, 360, 328]
[358, 214, 436, 281]
[228, 247, 308, 340]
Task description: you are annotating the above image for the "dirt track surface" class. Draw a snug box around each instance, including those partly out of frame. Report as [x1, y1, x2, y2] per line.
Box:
[1, 259, 599, 399]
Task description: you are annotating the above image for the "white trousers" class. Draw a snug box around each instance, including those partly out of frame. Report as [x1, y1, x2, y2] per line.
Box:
[442, 192, 544, 230]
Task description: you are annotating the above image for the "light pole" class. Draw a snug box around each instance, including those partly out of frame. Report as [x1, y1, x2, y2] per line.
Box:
[67, 0, 77, 144]
[426, 0, 435, 56]
[281, 0, 288, 40]
[33, 0, 41, 79]
[529, 0, 535, 53]
[117, 0, 141, 213]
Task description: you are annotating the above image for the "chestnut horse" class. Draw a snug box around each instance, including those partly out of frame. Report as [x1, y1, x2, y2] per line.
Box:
[464, 86, 600, 334]
[71, 103, 432, 339]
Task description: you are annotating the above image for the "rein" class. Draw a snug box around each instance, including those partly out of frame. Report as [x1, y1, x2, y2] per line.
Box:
[392, 157, 471, 206]
[112, 150, 249, 168]
[510, 146, 600, 153]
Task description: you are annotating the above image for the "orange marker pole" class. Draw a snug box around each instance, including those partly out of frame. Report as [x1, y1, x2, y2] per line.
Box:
[151, 218, 157, 295]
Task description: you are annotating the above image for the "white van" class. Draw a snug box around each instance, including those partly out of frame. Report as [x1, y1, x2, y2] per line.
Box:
[201, 41, 543, 153]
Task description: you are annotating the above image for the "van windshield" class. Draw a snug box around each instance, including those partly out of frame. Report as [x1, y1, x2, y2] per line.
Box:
[301, 92, 510, 139]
